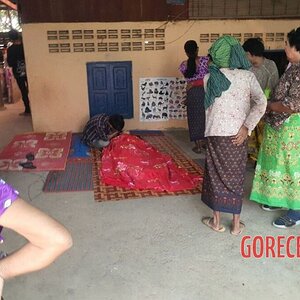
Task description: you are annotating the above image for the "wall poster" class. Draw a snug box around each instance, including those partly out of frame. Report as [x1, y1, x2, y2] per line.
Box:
[139, 77, 187, 122]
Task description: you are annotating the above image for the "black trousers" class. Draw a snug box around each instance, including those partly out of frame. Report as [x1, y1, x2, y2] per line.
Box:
[15, 76, 30, 113]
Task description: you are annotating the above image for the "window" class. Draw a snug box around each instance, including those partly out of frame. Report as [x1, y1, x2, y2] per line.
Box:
[189, 0, 300, 19]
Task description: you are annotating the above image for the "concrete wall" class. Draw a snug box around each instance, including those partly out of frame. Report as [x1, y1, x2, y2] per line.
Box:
[22, 19, 299, 132]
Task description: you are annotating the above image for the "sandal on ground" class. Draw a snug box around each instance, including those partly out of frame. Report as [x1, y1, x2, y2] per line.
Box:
[230, 221, 245, 236]
[261, 204, 287, 211]
[192, 146, 202, 154]
[202, 217, 225, 233]
[273, 215, 300, 229]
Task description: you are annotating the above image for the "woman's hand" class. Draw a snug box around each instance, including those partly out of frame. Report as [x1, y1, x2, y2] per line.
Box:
[267, 101, 293, 114]
[186, 82, 193, 91]
[231, 125, 248, 146]
[108, 131, 119, 140]
[265, 101, 273, 114]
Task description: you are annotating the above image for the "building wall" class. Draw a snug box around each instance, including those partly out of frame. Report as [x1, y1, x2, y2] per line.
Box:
[23, 19, 299, 132]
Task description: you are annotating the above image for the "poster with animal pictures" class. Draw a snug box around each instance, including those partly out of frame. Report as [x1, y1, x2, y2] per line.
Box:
[140, 78, 169, 121]
[169, 78, 187, 119]
[139, 77, 187, 121]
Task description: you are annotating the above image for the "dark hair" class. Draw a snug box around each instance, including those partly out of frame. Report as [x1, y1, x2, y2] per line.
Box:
[287, 27, 300, 52]
[242, 38, 265, 57]
[184, 40, 198, 78]
[109, 114, 124, 131]
[8, 29, 20, 41]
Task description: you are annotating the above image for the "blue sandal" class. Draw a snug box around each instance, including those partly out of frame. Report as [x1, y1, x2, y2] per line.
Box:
[273, 215, 300, 229]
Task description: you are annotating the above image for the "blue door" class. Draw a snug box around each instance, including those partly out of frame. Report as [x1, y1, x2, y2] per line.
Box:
[87, 61, 133, 118]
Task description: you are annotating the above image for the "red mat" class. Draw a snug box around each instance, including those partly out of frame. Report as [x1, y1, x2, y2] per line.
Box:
[0, 132, 72, 171]
[93, 135, 203, 202]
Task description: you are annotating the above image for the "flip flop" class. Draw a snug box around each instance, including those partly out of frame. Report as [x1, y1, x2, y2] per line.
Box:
[230, 221, 245, 236]
[202, 217, 225, 233]
[192, 147, 202, 154]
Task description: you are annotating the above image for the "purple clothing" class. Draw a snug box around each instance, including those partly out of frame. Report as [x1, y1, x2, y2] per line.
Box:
[0, 179, 19, 217]
[179, 56, 209, 82]
[82, 114, 111, 147]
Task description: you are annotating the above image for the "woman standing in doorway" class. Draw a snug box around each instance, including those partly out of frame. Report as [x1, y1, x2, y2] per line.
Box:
[179, 40, 209, 154]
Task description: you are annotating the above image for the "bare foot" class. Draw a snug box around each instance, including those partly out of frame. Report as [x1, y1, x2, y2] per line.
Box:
[230, 221, 245, 236]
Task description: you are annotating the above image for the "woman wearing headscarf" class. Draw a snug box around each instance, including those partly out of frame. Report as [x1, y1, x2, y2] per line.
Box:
[250, 27, 300, 228]
[179, 40, 209, 154]
[201, 36, 267, 235]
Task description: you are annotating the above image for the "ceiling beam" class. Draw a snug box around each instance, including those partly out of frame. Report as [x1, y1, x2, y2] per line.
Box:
[0, 0, 17, 10]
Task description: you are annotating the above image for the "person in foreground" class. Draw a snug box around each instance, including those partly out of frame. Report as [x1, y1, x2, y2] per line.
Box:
[250, 27, 300, 228]
[82, 113, 124, 149]
[179, 40, 209, 154]
[201, 36, 266, 235]
[0, 179, 72, 298]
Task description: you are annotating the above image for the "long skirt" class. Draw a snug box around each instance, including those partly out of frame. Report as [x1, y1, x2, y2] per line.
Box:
[201, 136, 248, 214]
[186, 86, 205, 142]
[250, 114, 300, 209]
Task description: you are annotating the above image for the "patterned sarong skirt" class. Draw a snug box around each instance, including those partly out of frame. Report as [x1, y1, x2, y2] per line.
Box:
[201, 136, 248, 214]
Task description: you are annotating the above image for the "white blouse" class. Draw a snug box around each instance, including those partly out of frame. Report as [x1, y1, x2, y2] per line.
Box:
[204, 68, 267, 137]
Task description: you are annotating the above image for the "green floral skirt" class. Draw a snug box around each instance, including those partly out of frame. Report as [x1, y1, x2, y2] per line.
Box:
[250, 114, 300, 209]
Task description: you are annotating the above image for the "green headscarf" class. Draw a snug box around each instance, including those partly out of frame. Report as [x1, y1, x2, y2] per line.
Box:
[204, 35, 251, 109]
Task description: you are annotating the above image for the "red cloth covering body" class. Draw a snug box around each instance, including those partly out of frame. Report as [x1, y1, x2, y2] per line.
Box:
[101, 134, 202, 191]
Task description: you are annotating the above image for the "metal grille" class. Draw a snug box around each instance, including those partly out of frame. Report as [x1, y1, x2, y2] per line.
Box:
[189, 0, 300, 19]
[47, 28, 165, 54]
[199, 32, 286, 46]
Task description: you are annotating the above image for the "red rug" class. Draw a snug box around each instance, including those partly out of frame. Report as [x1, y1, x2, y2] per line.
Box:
[92, 135, 203, 202]
[0, 132, 72, 171]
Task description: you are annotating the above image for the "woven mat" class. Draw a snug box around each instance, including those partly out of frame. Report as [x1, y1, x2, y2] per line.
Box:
[129, 130, 164, 136]
[193, 158, 205, 168]
[43, 158, 93, 192]
[92, 135, 203, 202]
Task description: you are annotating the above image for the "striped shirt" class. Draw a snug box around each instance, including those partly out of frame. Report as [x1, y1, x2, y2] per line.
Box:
[82, 114, 111, 146]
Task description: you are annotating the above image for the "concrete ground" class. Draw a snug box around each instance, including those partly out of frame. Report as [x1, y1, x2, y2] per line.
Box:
[0, 101, 299, 300]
